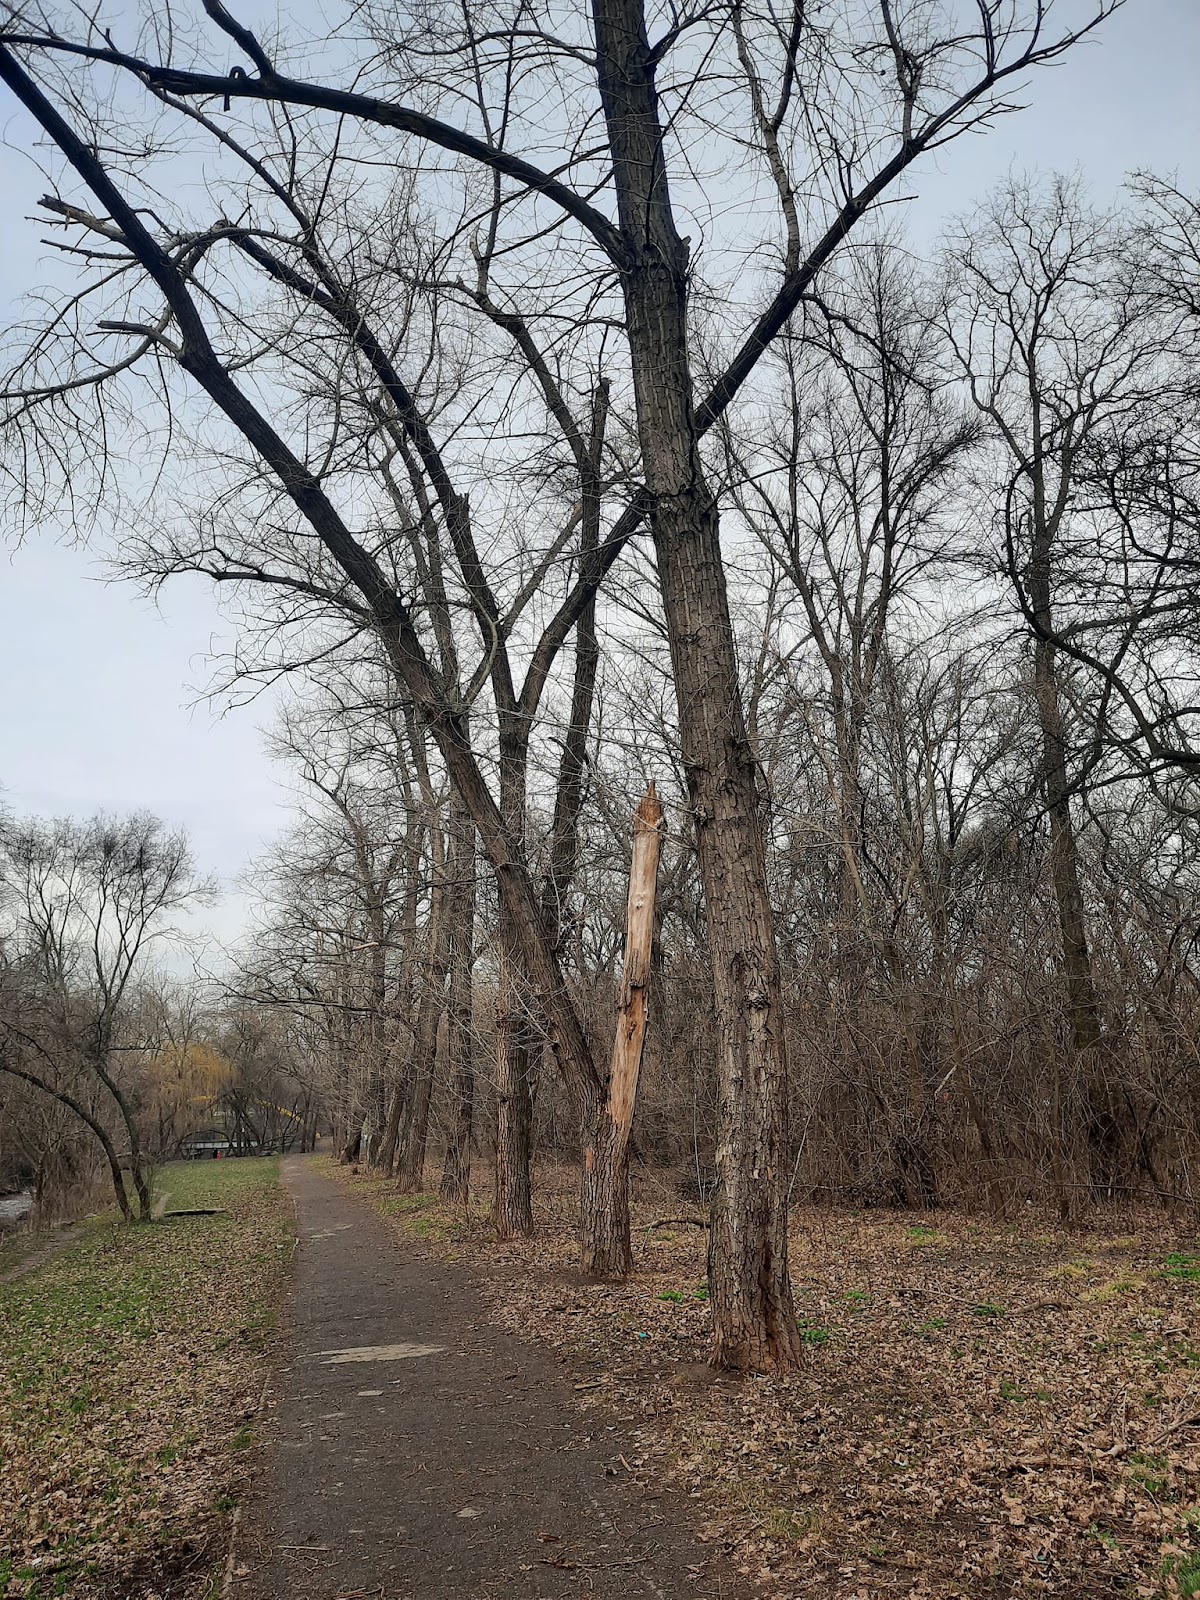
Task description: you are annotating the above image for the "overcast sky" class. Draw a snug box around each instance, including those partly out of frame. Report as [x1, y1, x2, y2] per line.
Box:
[1, 0, 1198, 954]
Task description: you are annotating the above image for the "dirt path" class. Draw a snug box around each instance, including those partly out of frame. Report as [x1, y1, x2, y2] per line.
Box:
[232, 1156, 747, 1600]
[0, 1221, 87, 1287]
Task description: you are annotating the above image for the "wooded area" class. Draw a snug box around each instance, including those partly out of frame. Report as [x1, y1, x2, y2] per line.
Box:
[1, 0, 1199, 1378]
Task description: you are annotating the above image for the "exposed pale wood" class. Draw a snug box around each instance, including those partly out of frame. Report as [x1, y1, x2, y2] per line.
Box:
[581, 783, 664, 1279]
[606, 782, 665, 1149]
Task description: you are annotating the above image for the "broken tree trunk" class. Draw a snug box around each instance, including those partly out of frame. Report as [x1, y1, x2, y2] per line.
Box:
[581, 782, 665, 1278]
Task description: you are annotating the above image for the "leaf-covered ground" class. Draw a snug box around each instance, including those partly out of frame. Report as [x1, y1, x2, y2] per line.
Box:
[338, 1161, 1200, 1599]
[0, 1159, 293, 1599]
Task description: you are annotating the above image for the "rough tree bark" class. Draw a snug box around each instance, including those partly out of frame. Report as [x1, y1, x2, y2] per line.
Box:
[493, 915, 536, 1237]
[439, 790, 477, 1202]
[1026, 407, 1105, 1222]
[591, 0, 802, 1368]
[395, 866, 452, 1190]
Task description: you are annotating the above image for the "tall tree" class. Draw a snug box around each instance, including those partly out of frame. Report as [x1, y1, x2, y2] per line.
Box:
[944, 176, 1194, 1207]
[0, 0, 1118, 1365]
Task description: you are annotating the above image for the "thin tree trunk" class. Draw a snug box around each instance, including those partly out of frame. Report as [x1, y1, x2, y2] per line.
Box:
[1028, 450, 1103, 1222]
[377, 1074, 409, 1176]
[541, 385, 607, 954]
[493, 921, 535, 1237]
[396, 738, 456, 1190]
[364, 1069, 388, 1166]
[0, 1060, 133, 1221]
[396, 889, 452, 1192]
[440, 792, 477, 1203]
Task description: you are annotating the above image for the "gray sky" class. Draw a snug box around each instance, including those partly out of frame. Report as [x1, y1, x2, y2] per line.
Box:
[1, 0, 1197, 953]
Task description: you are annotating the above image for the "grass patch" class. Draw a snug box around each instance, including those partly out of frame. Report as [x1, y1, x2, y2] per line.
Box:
[914, 1316, 947, 1338]
[796, 1320, 832, 1346]
[1081, 1276, 1149, 1304]
[907, 1224, 946, 1245]
[764, 1507, 813, 1542]
[1047, 1259, 1096, 1280]
[1128, 1452, 1170, 1499]
[381, 1192, 437, 1215]
[377, 1192, 466, 1244]
[0, 1158, 292, 1598]
[1163, 1551, 1200, 1596]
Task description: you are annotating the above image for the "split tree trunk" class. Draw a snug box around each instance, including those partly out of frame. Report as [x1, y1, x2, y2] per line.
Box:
[581, 783, 665, 1277]
[492, 718, 538, 1237]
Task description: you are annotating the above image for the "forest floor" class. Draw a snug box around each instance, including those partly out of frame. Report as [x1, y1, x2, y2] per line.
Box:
[0, 1158, 293, 1600]
[337, 1158, 1200, 1600]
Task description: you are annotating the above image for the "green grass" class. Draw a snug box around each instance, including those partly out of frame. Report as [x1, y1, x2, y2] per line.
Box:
[378, 1190, 468, 1244]
[906, 1224, 947, 1245]
[0, 1157, 292, 1598]
[1128, 1451, 1170, 1499]
[796, 1319, 832, 1346]
[1163, 1550, 1200, 1596]
[1163, 1252, 1200, 1283]
[381, 1191, 438, 1215]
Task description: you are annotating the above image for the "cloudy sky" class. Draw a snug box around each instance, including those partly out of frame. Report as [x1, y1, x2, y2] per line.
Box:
[1, 0, 1197, 952]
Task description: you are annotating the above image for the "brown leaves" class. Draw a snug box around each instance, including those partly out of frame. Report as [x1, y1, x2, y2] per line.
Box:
[345, 1160, 1200, 1598]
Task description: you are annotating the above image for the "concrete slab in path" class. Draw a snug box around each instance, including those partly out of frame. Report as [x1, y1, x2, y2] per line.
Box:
[230, 1156, 750, 1600]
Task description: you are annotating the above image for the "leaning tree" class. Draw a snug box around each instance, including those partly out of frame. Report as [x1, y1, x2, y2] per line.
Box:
[0, 0, 1118, 1367]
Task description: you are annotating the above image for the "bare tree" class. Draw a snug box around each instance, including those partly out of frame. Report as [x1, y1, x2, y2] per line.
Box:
[0, 812, 213, 1218]
[0, 0, 1120, 1366]
[943, 174, 1198, 1210]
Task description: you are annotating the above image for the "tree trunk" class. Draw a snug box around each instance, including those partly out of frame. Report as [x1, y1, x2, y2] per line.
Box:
[377, 1073, 409, 1176]
[580, 783, 664, 1277]
[541, 383, 607, 954]
[364, 1070, 388, 1167]
[591, 0, 801, 1370]
[0, 1059, 133, 1221]
[493, 925, 535, 1237]
[395, 893, 451, 1190]
[1027, 450, 1103, 1222]
[440, 793, 477, 1203]
[130, 1161, 153, 1221]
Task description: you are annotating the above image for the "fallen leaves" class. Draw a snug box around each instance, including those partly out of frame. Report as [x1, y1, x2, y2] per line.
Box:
[341, 1159, 1200, 1598]
[0, 1158, 293, 1599]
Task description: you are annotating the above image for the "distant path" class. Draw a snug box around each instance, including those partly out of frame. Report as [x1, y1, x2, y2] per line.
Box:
[0, 1222, 87, 1287]
[232, 1156, 745, 1600]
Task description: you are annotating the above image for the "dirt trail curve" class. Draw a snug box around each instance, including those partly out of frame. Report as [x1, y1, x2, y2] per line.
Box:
[231, 1156, 749, 1600]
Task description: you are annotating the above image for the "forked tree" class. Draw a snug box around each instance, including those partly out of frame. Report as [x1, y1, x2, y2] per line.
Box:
[0, 0, 1118, 1367]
